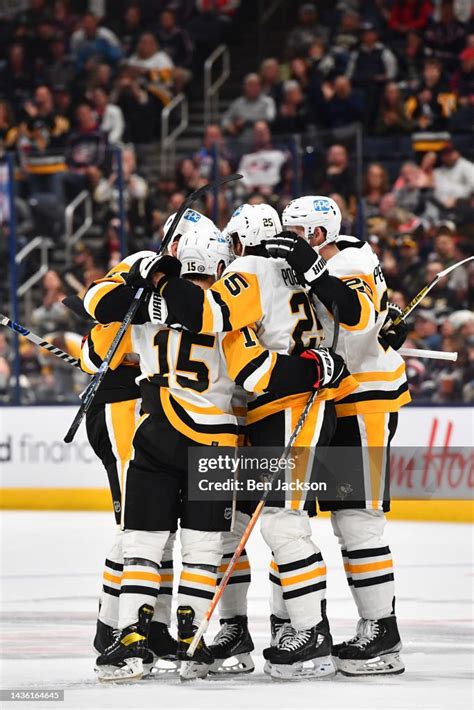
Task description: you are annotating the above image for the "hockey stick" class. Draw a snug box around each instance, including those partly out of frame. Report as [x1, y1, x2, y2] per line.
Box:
[392, 256, 473, 326]
[0, 313, 81, 368]
[63, 173, 243, 444]
[187, 303, 340, 657]
[399, 347, 458, 362]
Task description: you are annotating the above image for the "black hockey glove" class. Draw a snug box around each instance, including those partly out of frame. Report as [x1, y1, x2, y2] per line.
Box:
[265, 232, 328, 284]
[300, 347, 346, 389]
[379, 303, 408, 350]
[124, 254, 181, 288]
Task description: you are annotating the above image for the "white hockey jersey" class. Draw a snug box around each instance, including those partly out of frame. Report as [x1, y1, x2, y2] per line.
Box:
[313, 236, 411, 416]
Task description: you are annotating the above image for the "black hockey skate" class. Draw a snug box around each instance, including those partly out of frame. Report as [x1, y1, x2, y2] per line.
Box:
[148, 621, 180, 675]
[177, 606, 214, 681]
[263, 615, 295, 676]
[263, 603, 336, 680]
[332, 618, 364, 658]
[95, 604, 154, 682]
[336, 615, 404, 676]
[208, 615, 255, 675]
[93, 619, 118, 654]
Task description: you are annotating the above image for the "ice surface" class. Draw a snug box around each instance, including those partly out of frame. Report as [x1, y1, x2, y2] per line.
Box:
[0, 511, 472, 710]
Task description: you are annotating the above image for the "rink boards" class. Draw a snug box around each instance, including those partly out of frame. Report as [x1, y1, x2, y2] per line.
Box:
[0, 405, 472, 522]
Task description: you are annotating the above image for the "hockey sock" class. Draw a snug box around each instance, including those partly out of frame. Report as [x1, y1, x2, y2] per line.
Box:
[152, 533, 175, 626]
[332, 510, 395, 619]
[261, 508, 326, 631]
[178, 564, 218, 624]
[268, 555, 289, 620]
[99, 527, 123, 628]
[218, 548, 251, 618]
[118, 557, 161, 629]
[218, 513, 252, 618]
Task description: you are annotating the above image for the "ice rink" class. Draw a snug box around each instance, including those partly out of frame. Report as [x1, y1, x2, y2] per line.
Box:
[0, 511, 472, 710]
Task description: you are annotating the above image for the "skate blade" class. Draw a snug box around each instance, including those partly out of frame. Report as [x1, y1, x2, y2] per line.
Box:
[270, 655, 337, 681]
[337, 652, 405, 676]
[263, 660, 272, 676]
[209, 653, 255, 676]
[95, 657, 144, 683]
[150, 657, 181, 676]
[179, 660, 211, 681]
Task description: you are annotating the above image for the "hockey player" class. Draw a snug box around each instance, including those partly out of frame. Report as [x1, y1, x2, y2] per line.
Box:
[135, 203, 358, 680]
[264, 195, 410, 676]
[64, 296, 179, 674]
[84, 220, 343, 681]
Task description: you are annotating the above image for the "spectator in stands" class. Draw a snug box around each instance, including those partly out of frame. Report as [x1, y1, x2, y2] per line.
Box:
[221, 73, 276, 138]
[90, 87, 124, 144]
[193, 123, 232, 179]
[64, 102, 108, 198]
[398, 30, 426, 83]
[432, 228, 458, 266]
[109, 3, 144, 57]
[259, 58, 284, 105]
[388, 0, 433, 35]
[285, 3, 329, 58]
[362, 163, 390, 219]
[94, 147, 150, 240]
[314, 144, 356, 204]
[410, 309, 443, 350]
[346, 21, 398, 125]
[43, 35, 75, 89]
[393, 162, 431, 215]
[237, 121, 287, 195]
[70, 13, 122, 74]
[1, 43, 35, 112]
[176, 158, 202, 192]
[376, 82, 413, 134]
[0, 101, 18, 150]
[395, 234, 425, 295]
[321, 75, 363, 128]
[307, 38, 336, 82]
[424, 0, 468, 69]
[19, 85, 70, 202]
[51, 0, 78, 38]
[450, 46, 474, 130]
[156, 9, 193, 68]
[112, 68, 162, 143]
[330, 192, 354, 234]
[332, 9, 361, 55]
[30, 270, 74, 336]
[125, 32, 174, 89]
[272, 80, 308, 134]
[433, 143, 474, 211]
[406, 58, 456, 130]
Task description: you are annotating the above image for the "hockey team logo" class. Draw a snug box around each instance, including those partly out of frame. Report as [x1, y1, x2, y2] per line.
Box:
[224, 507, 232, 520]
[313, 198, 331, 212]
[184, 209, 201, 223]
[336, 482, 353, 501]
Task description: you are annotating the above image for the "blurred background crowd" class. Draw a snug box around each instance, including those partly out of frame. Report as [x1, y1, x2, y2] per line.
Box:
[0, 0, 473, 405]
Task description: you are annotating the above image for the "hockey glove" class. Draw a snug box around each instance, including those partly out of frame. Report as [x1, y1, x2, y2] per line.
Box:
[300, 347, 346, 389]
[124, 254, 181, 288]
[380, 303, 408, 350]
[265, 232, 328, 284]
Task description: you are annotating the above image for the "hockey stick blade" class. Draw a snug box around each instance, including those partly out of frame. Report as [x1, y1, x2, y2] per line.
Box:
[1, 312, 80, 368]
[392, 255, 473, 325]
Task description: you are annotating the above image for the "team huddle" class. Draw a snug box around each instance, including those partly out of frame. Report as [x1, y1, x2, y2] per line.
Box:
[68, 195, 411, 682]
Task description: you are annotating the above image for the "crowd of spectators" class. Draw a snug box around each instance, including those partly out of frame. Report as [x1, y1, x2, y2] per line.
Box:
[0, 0, 473, 405]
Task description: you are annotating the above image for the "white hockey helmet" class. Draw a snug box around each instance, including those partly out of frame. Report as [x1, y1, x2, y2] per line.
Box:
[224, 203, 282, 249]
[282, 196, 341, 248]
[163, 208, 217, 242]
[177, 227, 234, 280]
